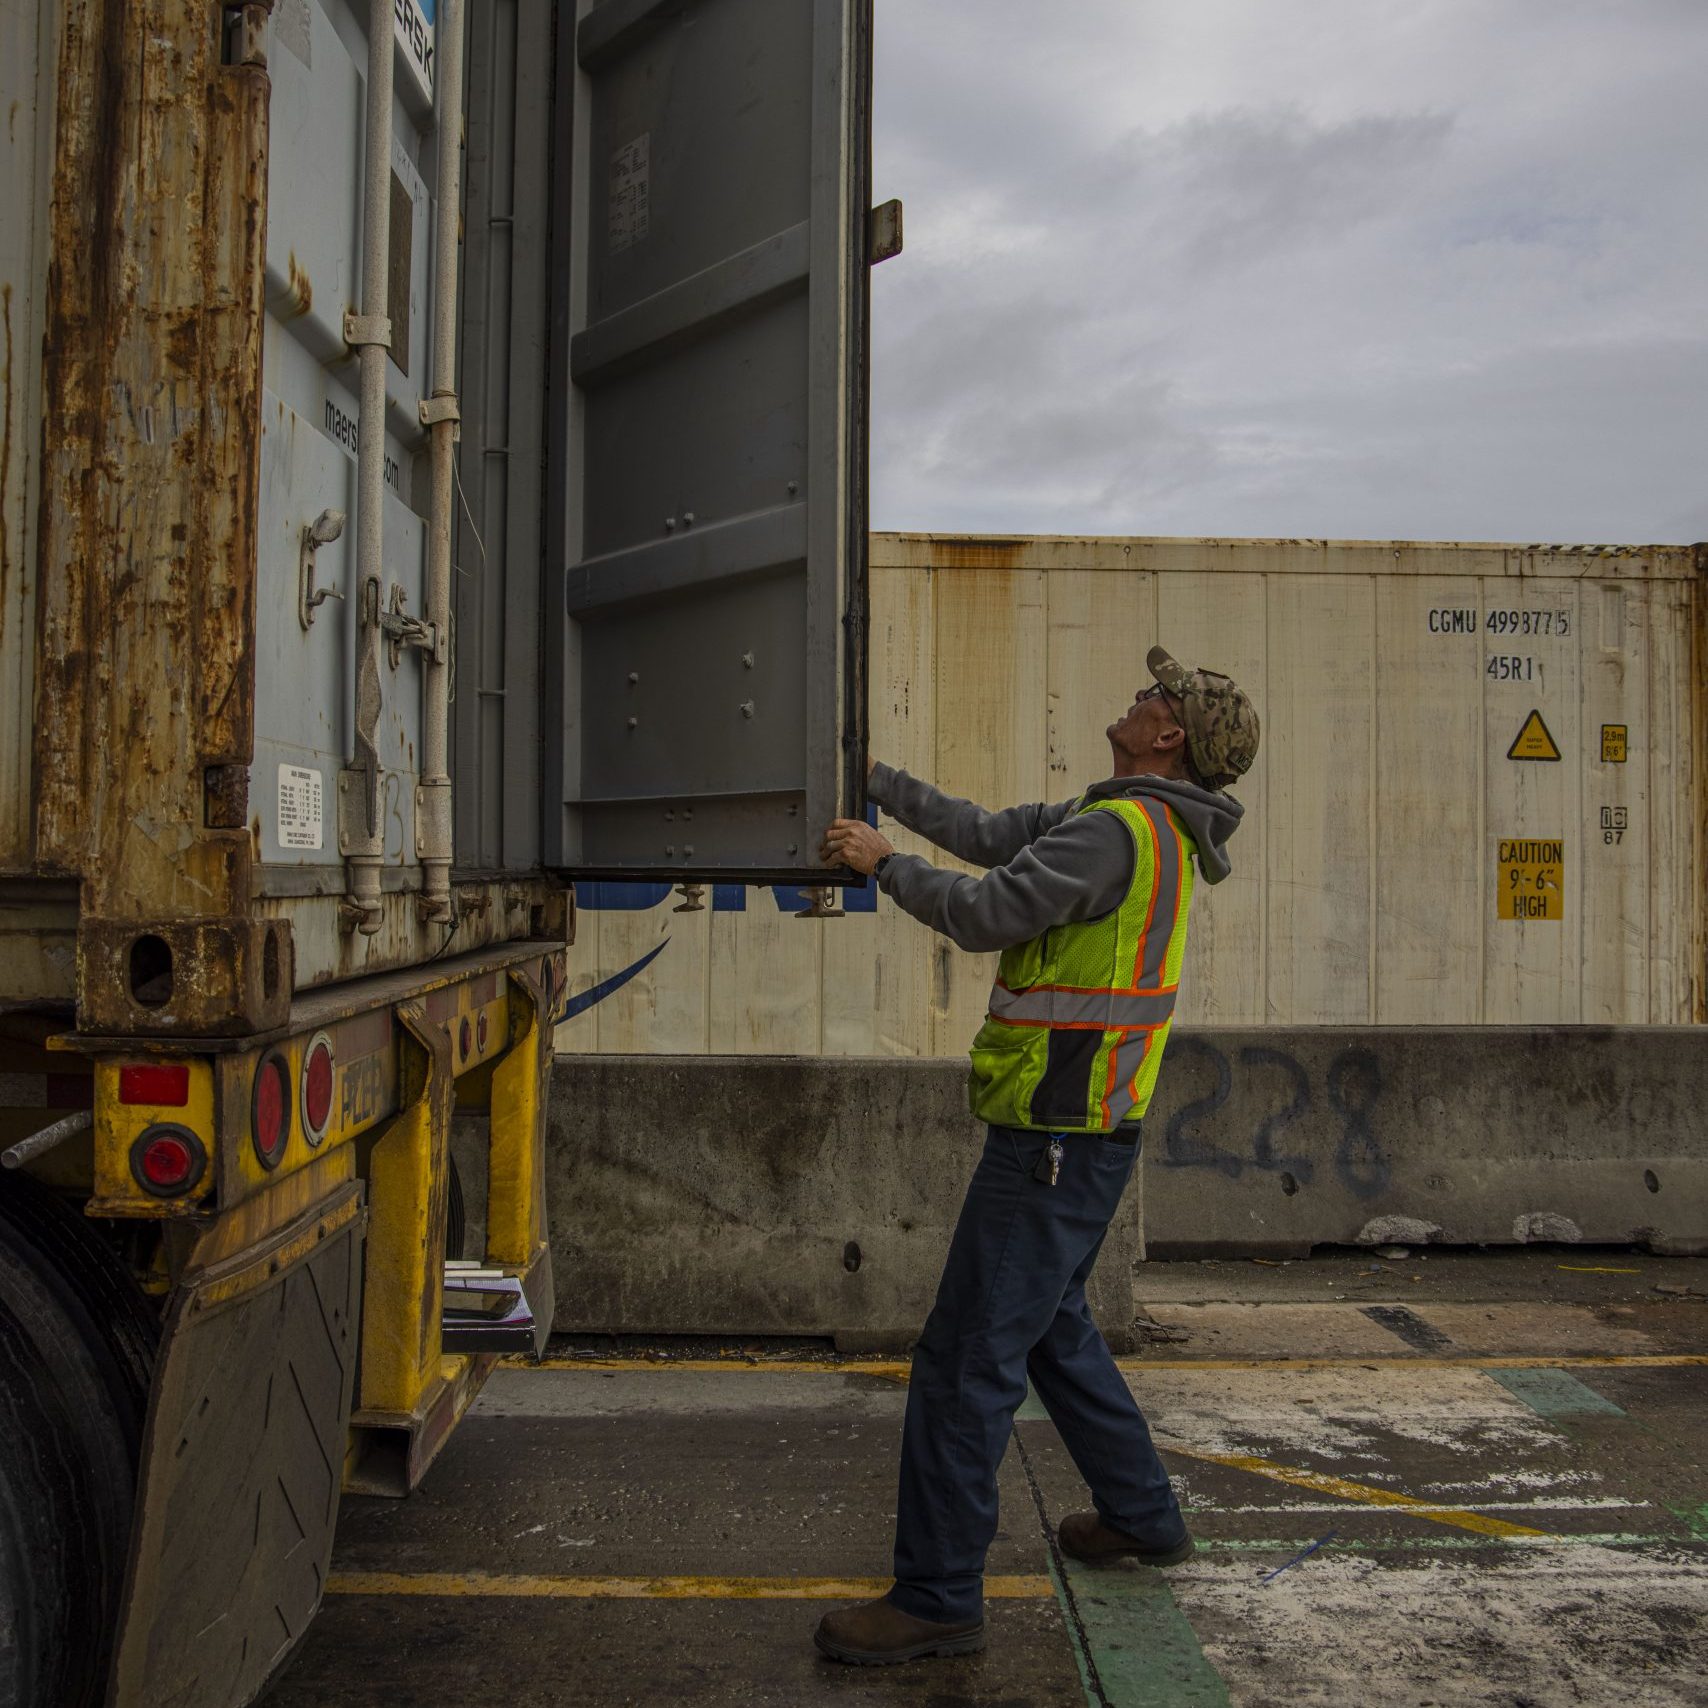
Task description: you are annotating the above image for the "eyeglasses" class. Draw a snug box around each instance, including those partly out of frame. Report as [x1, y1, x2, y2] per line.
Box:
[1137, 682, 1182, 724]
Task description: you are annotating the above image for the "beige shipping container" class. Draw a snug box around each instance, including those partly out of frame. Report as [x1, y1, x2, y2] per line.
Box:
[557, 532, 1704, 1055]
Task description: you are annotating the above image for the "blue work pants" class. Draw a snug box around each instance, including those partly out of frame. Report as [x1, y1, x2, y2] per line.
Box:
[887, 1124, 1182, 1624]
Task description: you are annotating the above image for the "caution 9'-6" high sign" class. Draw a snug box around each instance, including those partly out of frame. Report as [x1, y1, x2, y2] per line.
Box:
[1498, 839, 1564, 920]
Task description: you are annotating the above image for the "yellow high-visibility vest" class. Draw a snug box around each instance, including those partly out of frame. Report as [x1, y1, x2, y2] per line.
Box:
[967, 796, 1196, 1132]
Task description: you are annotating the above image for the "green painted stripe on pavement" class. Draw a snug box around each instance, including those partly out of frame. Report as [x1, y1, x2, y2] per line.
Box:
[1487, 1367, 1626, 1418]
[1063, 1560, 1230, 1708]
[1667, 1502, 1708, 1540]
[1044, 1554, 1100, 1708]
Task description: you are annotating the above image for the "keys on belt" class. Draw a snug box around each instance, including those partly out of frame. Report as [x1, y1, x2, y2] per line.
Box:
[1033, 1136, 1064, 1187]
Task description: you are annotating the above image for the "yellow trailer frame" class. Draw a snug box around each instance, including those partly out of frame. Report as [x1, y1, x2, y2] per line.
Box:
[43, 938, 565, 1706]
[68, 938, 564, 1488]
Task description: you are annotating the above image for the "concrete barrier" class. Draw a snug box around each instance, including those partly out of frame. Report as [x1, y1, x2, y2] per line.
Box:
[1140, 1028, 1706, 1259]
[542, 1055, 1144, 1351]
[543, 1028, 1708, 1347]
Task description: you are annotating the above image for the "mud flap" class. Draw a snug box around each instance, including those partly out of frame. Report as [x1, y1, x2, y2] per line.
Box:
[106, 1183, 365, 1708]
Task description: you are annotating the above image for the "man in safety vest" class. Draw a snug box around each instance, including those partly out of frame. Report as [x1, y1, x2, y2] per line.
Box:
[814, 646, 1259, 1666]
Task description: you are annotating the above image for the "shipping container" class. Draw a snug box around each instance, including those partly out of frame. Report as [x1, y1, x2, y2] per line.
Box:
[559, 531, 1704, 1057]
[2, 0, 869, 1031]
[0, 3, 875, 1704]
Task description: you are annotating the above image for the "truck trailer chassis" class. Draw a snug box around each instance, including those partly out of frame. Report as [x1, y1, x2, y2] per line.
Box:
[2, 941, 564, 1705]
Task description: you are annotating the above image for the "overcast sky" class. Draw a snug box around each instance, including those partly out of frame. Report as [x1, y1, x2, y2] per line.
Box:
[868, 1, 1708, 545]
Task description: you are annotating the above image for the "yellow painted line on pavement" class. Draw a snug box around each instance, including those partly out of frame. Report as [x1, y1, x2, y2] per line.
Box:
[505, 1356, 912, 1375]
[1161, 1444, 1549, 1540]
[504, 1353, 1708, 1376]
[326, 1571, 1054, 1601]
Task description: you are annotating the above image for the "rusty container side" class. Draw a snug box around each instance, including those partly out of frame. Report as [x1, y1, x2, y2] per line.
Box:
[29, 0, 281, 1034]
[0, 0, 57, 877]
[1, 0, 566, 1035]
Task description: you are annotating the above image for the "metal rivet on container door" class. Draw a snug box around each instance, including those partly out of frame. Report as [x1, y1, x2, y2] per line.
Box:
[628, 671, 639, 684]
[665, 845, 674, 856]
[787, 843, 797, 855]
[683, 845, 694, 857]
[787, 481, 798, 496]
[741, 652, 754, 669]
[664, 517, 675, 531]
[682, 512, 695, 527]
[627, 716, 639, 729]
[740, 701, 755, 718]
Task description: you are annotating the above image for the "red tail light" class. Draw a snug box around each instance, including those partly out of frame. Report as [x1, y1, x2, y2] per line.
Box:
[251, 1051, 292, 1170]
[119, 1063, 190, 1107]
[130, 1125, 207, 1198]
[301, 1033, 334, 1147]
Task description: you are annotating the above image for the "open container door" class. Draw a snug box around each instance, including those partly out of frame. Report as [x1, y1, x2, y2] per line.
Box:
[550, 0, 872, 881]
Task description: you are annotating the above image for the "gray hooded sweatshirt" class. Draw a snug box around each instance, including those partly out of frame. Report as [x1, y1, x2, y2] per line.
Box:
[867, 763, 1244, 955]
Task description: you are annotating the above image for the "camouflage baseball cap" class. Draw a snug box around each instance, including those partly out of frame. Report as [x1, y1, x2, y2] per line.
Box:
[1146, 646, 1260, 791]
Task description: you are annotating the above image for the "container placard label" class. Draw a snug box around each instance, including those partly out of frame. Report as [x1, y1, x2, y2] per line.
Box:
[1601, 724, 1628, 763]
[1507, 709, 1561, 762]
[1498, 838, 1562, 921]
[278, 764, 324, 852]
[609, 134, 651, 254]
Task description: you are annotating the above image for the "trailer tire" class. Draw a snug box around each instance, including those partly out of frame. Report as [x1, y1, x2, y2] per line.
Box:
[0, 1176, 156, 1708]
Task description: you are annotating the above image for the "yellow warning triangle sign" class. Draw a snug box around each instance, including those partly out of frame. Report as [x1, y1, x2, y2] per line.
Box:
[1507, 709, 1562, 762]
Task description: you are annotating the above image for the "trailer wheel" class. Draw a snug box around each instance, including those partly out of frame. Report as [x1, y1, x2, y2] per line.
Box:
[0, 1176, 156, 1708]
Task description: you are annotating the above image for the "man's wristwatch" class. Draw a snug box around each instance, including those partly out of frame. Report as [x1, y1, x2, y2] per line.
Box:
[873, 853, 894, 882]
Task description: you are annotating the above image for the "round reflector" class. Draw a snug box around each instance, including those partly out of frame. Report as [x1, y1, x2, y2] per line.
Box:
[252, 1050, 292, 1170]
[129, 1125, 207, 1199]
[301, 1032, 335, 1146]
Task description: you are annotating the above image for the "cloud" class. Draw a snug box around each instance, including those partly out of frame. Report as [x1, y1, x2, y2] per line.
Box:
[870, 3, 1708, 544]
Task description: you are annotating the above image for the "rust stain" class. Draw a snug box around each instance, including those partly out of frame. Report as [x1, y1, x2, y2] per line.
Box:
[927, 538, 1028, 572]
[1692, 572, 1708, 1023]
[29, 0, 276, 1033]
[1, 282, 12, 647]
[281, 250, 313, 319]
[165, 313, 197, 372]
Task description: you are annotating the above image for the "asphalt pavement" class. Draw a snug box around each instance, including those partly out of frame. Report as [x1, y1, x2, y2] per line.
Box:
[268, 1250, 1708, 1707]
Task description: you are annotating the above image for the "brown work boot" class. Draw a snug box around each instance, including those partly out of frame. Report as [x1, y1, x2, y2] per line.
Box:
[814, 1595, 986, 1665]
[1058, 1510, 1194, 1567]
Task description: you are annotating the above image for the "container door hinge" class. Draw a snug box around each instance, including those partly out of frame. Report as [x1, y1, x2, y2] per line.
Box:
[419, 395, 461, 434]
[867, 199, 904, 265]
[220, 4, 269, 69]
[337, 770, 384, 862]
[342, 311, 392, 353]
[413, 779, 453, 860]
